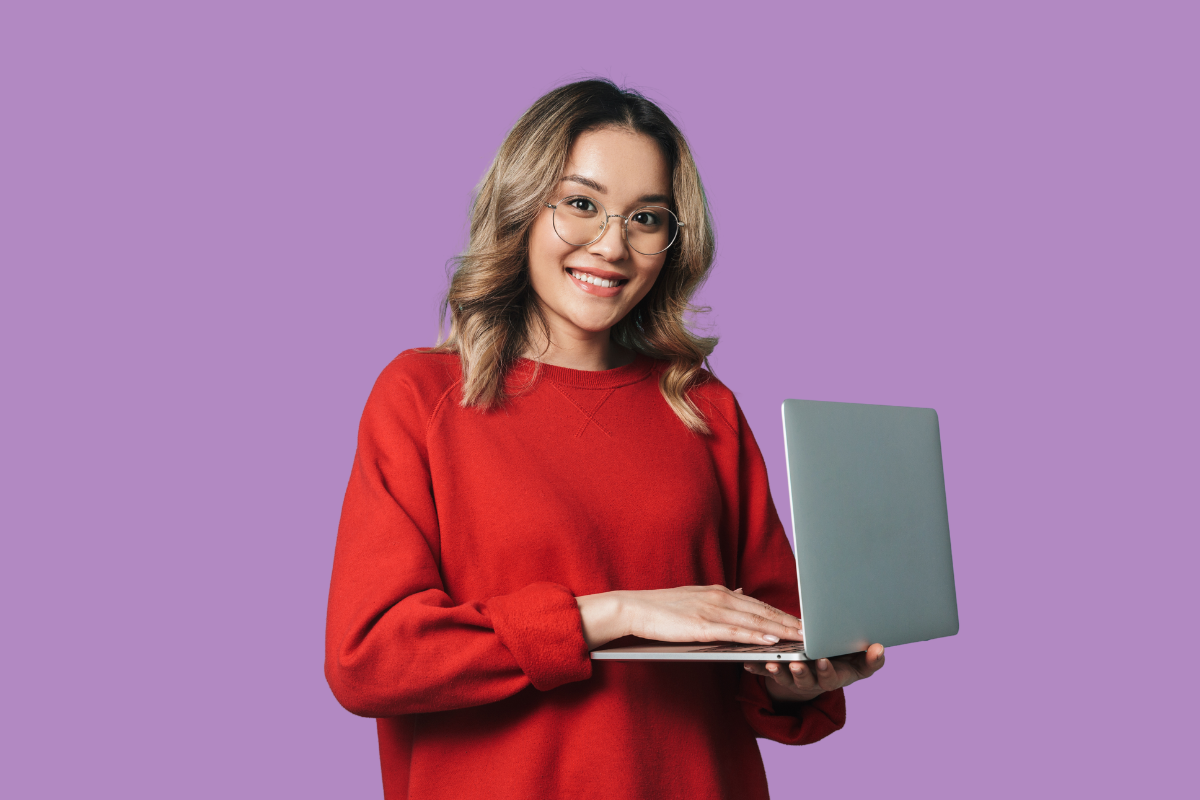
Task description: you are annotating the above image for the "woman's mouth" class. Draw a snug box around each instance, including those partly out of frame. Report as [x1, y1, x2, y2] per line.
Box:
[566, 268, 628, 297]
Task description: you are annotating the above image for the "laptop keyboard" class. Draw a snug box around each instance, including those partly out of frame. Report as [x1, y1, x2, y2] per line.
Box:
[691, 642, 807, 653]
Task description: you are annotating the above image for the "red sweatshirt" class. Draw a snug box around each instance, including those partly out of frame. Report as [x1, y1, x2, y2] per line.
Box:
[325, 350, 846, 800]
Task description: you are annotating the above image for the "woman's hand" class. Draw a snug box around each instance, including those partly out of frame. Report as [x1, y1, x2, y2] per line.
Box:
[576, 586, 803, 651]
[744, 643, 886, 705]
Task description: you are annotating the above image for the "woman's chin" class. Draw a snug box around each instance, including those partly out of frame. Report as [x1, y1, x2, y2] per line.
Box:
[564, 313, 626, 336]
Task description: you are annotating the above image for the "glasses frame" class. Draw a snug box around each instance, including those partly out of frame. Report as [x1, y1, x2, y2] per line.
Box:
[544, 195, 684, 256]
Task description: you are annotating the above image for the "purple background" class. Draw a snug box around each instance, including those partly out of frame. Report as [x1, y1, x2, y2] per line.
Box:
[2, 2, 1195, 797]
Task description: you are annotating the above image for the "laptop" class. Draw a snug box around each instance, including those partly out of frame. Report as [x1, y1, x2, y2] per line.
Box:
[591, 398, 960, 662]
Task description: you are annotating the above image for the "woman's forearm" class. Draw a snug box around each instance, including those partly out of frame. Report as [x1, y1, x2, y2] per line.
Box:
[576, 592, 630, 650]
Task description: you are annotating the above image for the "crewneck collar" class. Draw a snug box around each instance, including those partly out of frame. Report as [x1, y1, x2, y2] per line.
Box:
[509, 353, 655, 390]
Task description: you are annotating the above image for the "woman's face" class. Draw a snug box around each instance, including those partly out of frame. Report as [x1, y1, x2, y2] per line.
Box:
[527, 127, 673, 347]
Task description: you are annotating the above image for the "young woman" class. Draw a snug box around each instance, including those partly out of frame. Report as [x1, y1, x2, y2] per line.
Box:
[324, 79, 885, 800]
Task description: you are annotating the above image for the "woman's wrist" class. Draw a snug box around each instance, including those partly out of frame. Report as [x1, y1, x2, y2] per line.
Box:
[576, 591, 629, 650]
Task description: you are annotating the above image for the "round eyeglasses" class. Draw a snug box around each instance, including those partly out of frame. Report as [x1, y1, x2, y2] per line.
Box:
[545, 195, 683, 256]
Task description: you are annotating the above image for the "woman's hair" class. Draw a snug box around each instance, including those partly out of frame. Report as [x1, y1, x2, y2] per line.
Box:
[434, 78, 718, 433]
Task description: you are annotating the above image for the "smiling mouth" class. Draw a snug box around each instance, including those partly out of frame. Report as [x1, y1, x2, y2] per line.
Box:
[566, 268, 628, 289]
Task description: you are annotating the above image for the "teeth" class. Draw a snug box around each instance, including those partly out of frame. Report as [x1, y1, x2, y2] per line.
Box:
[569, 269, 619, 289]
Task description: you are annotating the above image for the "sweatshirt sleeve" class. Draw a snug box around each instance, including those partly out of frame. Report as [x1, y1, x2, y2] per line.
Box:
[324, 356, 592, 718]
[721, 396, 847, 745]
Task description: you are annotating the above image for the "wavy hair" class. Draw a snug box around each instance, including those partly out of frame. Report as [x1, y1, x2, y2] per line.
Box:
[434, 79, 718, 433]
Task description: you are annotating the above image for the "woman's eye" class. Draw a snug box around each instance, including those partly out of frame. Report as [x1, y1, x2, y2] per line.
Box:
[632, 210, 662, 227]
[568, 197, 597, 213]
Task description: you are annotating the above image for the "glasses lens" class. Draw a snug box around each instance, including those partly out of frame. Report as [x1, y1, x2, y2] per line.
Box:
[553, 195, 605, 246]
[627, 207, 679, 255]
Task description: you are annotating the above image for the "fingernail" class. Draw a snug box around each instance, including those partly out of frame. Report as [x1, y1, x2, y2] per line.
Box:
[818, 659, 830, 671]
[763, 634, 780, 643]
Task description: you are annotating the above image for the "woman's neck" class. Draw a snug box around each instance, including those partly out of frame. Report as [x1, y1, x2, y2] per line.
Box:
[524, 327, 635, 372]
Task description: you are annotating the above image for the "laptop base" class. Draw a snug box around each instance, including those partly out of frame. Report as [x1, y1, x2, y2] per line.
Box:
[592, 642, 812, 662]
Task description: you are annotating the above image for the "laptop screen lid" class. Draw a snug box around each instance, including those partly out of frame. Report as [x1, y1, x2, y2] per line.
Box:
[784, 399, 959, 659]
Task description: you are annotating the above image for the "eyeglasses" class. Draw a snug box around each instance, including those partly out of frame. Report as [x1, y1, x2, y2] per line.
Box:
[544, 195, 684, 255]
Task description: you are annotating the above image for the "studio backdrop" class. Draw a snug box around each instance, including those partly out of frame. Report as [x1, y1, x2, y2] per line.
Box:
[1, 2, 1194, 798]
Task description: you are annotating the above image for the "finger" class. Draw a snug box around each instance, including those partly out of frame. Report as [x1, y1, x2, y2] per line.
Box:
[770, 661, 832, 703]
[728, 590, 801, 627]
[718, 590, 803, 634]
[838, 644, 886, 682]
[708, 585, 796, 623]
[788, 660, 819, 692]
[694, 588, 800, 641]
[866, 643, 886, 674]
[748, 661, 824, 702]
[675, 587, 800, 643]
[705, 607, 801, 643]
[764, 661, 796, 689]
[743, 662, 773, 680]
[744, 661, 795, 684]
[700, 619, 787, 644]
[813, 658, 842, 693]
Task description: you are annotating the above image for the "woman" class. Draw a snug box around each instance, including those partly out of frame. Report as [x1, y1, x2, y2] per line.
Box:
[325, 79, 885, 799]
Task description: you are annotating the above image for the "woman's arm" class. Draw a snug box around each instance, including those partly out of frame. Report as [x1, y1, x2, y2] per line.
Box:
[324, 357, 592, 718]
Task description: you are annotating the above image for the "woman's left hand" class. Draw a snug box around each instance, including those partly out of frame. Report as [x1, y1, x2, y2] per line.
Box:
[744, 643, 886, 704]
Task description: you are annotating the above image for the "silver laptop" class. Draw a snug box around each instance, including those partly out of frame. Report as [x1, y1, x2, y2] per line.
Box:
[591, 399, 960, 662]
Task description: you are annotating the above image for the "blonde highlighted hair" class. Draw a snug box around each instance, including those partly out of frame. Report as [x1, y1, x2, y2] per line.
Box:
[434, 79, 718, 433]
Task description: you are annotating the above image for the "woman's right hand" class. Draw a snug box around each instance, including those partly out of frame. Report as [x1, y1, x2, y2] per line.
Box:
[576, 586, 803, 651]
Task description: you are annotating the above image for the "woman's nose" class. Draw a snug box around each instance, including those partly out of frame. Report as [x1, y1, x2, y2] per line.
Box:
[587, 215, 629, 261]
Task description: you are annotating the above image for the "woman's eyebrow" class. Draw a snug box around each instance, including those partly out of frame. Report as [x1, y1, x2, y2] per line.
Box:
[562, 174, 606, 193]
[561, 175, 672, 206]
